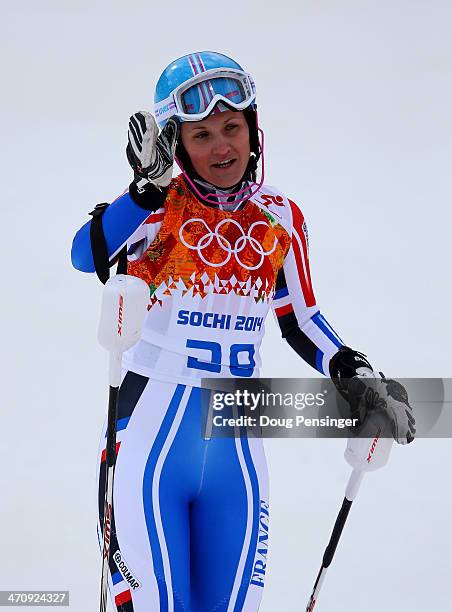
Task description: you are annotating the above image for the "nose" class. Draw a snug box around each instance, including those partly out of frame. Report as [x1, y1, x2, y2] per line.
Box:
[211, 134, 231, 157]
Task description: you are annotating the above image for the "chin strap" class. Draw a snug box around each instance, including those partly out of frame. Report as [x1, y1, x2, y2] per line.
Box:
[191, 176, 252, 211]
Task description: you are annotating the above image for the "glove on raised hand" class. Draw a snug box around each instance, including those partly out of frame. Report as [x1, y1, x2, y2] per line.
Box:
[126, 111, 178, 206]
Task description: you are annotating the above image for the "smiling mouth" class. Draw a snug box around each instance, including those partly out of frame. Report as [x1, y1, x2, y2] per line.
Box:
[212, 159, 236, 169]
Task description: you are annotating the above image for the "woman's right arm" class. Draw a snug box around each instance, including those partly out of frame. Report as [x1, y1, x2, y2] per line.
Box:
[70, 188, 166, 273]
[71, 111, 178, 273]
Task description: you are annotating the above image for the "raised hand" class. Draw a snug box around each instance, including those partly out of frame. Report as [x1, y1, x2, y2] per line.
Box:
[126, 111, 178, 190]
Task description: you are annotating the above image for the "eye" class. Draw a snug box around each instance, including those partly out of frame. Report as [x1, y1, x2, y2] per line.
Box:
[225, 123, 238, 131]
[194, 131, 208, 139]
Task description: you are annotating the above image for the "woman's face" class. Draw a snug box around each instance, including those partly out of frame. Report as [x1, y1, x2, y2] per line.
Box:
[180, 110, 251, 188]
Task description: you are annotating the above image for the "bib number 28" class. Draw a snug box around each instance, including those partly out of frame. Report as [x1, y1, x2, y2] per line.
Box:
[186, 339, 255, 377]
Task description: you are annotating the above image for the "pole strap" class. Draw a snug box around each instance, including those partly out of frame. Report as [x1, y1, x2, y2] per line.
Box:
[89, 203, 127, 284]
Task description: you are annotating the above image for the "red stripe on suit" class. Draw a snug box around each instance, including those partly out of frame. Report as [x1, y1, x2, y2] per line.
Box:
[144, 212, 165, 224]
[275, 303, 294, 318]
[115, 590, 132, 606]
[101, 441, 121, 463]
[288, 200, 316, 307]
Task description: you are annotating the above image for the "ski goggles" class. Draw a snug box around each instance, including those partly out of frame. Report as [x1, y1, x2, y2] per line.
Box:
[155, 68, 256, 124]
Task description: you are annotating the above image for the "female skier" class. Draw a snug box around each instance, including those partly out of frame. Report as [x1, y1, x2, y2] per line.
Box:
[71, 51, 415, 612]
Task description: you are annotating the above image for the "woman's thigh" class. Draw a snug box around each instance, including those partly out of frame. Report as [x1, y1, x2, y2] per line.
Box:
[190, 434, 270, 611]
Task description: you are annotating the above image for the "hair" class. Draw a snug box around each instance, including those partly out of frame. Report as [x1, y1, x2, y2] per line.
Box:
[175, 107, 261, 184]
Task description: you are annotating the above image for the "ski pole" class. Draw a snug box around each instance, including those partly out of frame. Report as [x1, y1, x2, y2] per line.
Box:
[305, 423, 394, 611]
[305, 468, 364, 611]
[97, 274, 149, 612]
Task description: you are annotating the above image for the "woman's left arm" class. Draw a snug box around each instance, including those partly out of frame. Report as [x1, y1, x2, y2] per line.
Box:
[271, 198, 345, 375]
[271, 199, 415, 443]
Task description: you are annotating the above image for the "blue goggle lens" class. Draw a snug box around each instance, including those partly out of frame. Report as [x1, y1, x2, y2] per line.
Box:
[180, 76, 248, 115]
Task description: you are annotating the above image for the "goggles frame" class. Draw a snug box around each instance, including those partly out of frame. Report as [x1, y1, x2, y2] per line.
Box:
[155, 68, 256, 124]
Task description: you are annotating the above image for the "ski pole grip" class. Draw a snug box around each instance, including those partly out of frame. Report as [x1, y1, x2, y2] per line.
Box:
[345, 410, 394, 473]
[98, 275, 150, 354]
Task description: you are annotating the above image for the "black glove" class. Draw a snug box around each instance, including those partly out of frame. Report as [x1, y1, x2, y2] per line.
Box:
[330, 347, 416, 444]
[126, 112, 178, 209]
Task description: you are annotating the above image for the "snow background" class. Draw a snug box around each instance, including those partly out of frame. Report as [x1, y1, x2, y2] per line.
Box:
[1, 0, 451, 610]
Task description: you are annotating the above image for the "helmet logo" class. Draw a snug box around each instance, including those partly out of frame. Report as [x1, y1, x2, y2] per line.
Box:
[155, 101, 176, 119]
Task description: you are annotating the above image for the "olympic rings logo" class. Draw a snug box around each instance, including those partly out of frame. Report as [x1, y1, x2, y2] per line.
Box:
[179, 218, 277, 271]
